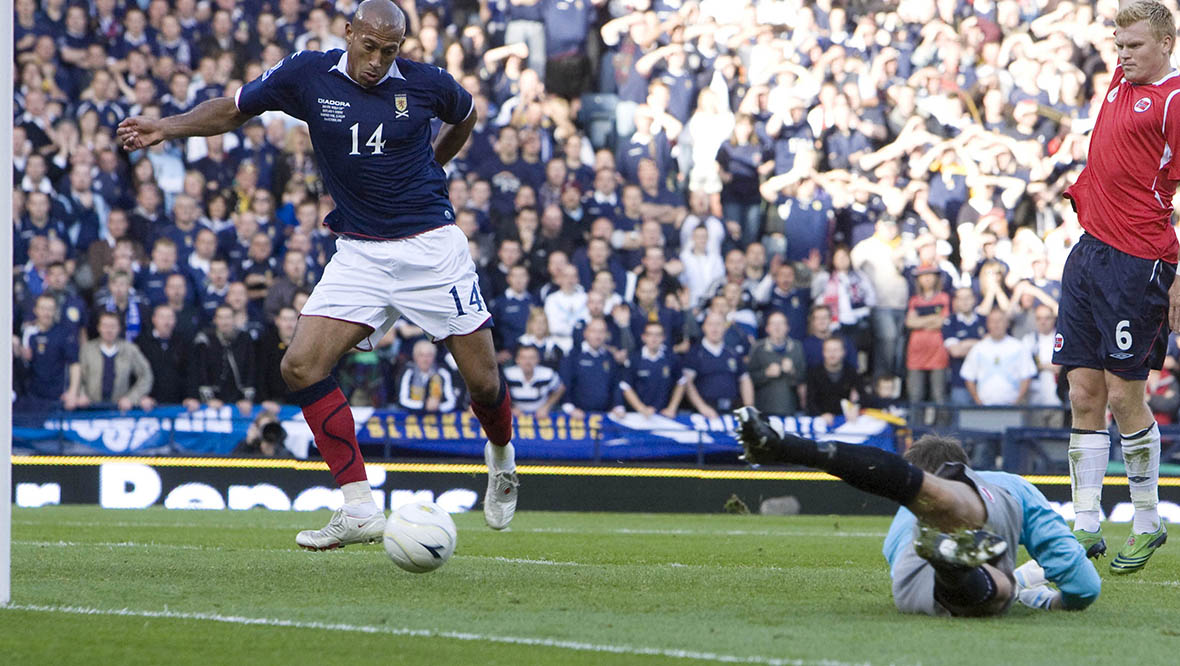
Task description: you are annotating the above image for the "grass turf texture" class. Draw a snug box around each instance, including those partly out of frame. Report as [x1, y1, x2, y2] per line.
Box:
[3, 507, 1179, 665]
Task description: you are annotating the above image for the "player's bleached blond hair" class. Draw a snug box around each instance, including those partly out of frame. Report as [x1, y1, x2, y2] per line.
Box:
[1117, 1, 1177, 52]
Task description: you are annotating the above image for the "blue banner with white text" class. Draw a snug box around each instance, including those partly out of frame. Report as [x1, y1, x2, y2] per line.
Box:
[13, 406, 898, 460]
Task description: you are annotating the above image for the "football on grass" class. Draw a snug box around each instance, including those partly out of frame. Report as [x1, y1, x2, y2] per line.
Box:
[383, 502, 457, 573]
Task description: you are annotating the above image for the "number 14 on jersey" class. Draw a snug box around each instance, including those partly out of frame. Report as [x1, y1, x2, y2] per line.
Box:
[349, 123, 386, 155]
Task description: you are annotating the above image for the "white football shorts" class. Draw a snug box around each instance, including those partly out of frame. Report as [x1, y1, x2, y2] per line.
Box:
[301, 224, 491, 351]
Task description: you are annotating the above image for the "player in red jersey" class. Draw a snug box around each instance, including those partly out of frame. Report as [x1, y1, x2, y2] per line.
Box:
[1054, 1, 1180, 574]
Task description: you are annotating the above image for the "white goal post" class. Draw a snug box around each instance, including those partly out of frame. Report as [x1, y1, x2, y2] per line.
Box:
[2, 0, 15, 606]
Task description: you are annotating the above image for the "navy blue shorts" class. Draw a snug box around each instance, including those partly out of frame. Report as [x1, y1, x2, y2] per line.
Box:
[1052, 234, 1176, 380]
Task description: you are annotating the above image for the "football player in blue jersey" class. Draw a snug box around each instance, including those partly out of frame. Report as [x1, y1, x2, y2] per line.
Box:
[118, 0, 520, 549]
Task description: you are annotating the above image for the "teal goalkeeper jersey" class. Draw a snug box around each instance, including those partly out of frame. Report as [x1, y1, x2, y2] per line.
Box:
[882, 471, 1101, 610]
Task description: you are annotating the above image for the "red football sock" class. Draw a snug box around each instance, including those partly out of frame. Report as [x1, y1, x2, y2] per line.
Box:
[471, 377, 513, 447]
[291, 377, 367, 485]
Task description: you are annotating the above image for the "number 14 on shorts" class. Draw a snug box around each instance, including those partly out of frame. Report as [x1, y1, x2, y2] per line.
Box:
[449, 281, 485, 316]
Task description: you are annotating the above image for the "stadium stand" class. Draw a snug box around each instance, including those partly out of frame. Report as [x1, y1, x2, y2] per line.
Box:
[12, 0, 1179, 468]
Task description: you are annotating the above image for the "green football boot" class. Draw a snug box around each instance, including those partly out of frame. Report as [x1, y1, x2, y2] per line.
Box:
[1110, 525, 1168, 575]
[1072, 528, 1107, 559]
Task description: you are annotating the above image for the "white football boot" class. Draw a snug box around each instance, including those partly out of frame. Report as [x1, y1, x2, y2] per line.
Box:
[484, 442, 519, 530]
[295, 508, 386, 550]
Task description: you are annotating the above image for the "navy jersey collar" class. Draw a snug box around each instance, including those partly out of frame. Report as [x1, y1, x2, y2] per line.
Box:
[329, 51, 406, 86]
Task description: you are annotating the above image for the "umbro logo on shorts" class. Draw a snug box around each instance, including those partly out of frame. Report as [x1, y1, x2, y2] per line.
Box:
[1109, 352, 1134, 360]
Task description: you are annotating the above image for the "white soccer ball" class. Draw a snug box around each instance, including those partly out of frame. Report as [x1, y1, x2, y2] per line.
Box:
[383, 501, 458, 573]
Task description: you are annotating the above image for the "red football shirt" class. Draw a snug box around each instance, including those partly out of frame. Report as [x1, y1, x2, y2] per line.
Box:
[1066, 65, 1180, 262]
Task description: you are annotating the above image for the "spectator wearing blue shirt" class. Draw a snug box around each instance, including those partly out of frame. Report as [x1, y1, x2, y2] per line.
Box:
[75, 70, 127, 130]
[560, 317, 624, 417]
[490, 265, 537, 360]
[939, 289, 986, 403]
[617, 106, 675, 183]
[17, 192, 68, 267]
[1011, 254, 1061, 314]
[197, 258, 233, 325]
[678, 311, 754, 419]
[14, 0, 42, 55]
[717, 114, 766, 246]
[16, 294, 80, 412]
[57, 164, 105, 256]
[636, 158, 686, 227]
[760, 97, 816, 177]
[477, 125, 536, 224]
[184, 228, 219, 291]
[192, 134, 237, 195]
[17, 234, 52, 301]
[540, 0, 601, 99]
[653, 47, 696, 124]
[629, 276, 684, 348]
[802, 304, 858, 372]
[217, 212, 258, 275]
[571, 289, 632, 355]
[763, 177, 835, 264]
[488, 236, 525, 302]
[113, 8, 155, 61]
[621, 321, 684, 416]
[27, 262, 88, 340]
[820, 97, 873, 172]
[136, 238, 185, 307]
[92, 270, 147, 343]
[562, 133, 596, 190]
[231, 118, 279, 193]
[573, 236, 627, 294]
[156, 15, 194, 70]
[584, 168, 623, 223]
[759, 263, 810, 341]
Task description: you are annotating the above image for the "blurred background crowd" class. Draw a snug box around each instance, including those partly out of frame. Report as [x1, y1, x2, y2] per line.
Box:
[14, 0, 1180, 432]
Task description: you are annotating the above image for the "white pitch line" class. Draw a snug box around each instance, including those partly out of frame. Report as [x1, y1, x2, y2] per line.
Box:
[1123, 579, 1180, 588]
[476, 556, 582, 566]
[13, 519, 886, 538]
[12, 542, 805, 573]
[16, 540, 206, 551]
[14, 519, 294, 530]
[0, 604, 869, 666]
[527, 527, 887, 538]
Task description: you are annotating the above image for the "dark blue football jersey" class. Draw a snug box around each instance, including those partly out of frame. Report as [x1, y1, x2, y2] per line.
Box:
[235, 50, 474, 240]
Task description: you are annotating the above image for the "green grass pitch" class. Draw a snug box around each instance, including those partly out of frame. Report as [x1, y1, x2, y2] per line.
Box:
[2, 507, 1179, 665]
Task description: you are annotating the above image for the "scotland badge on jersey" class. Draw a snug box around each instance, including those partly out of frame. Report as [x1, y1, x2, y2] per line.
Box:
[395, 93, 409, 119]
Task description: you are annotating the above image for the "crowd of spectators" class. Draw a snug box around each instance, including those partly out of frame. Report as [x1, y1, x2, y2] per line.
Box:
[14, 0, 1180, 430]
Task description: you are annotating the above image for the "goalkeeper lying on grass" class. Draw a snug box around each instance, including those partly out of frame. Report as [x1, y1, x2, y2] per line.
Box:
[734, 408, 1100, 616]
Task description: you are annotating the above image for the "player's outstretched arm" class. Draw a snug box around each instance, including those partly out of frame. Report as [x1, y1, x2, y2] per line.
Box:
[1015, 480, 1101, 611]
[117, 97, 254, 152]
